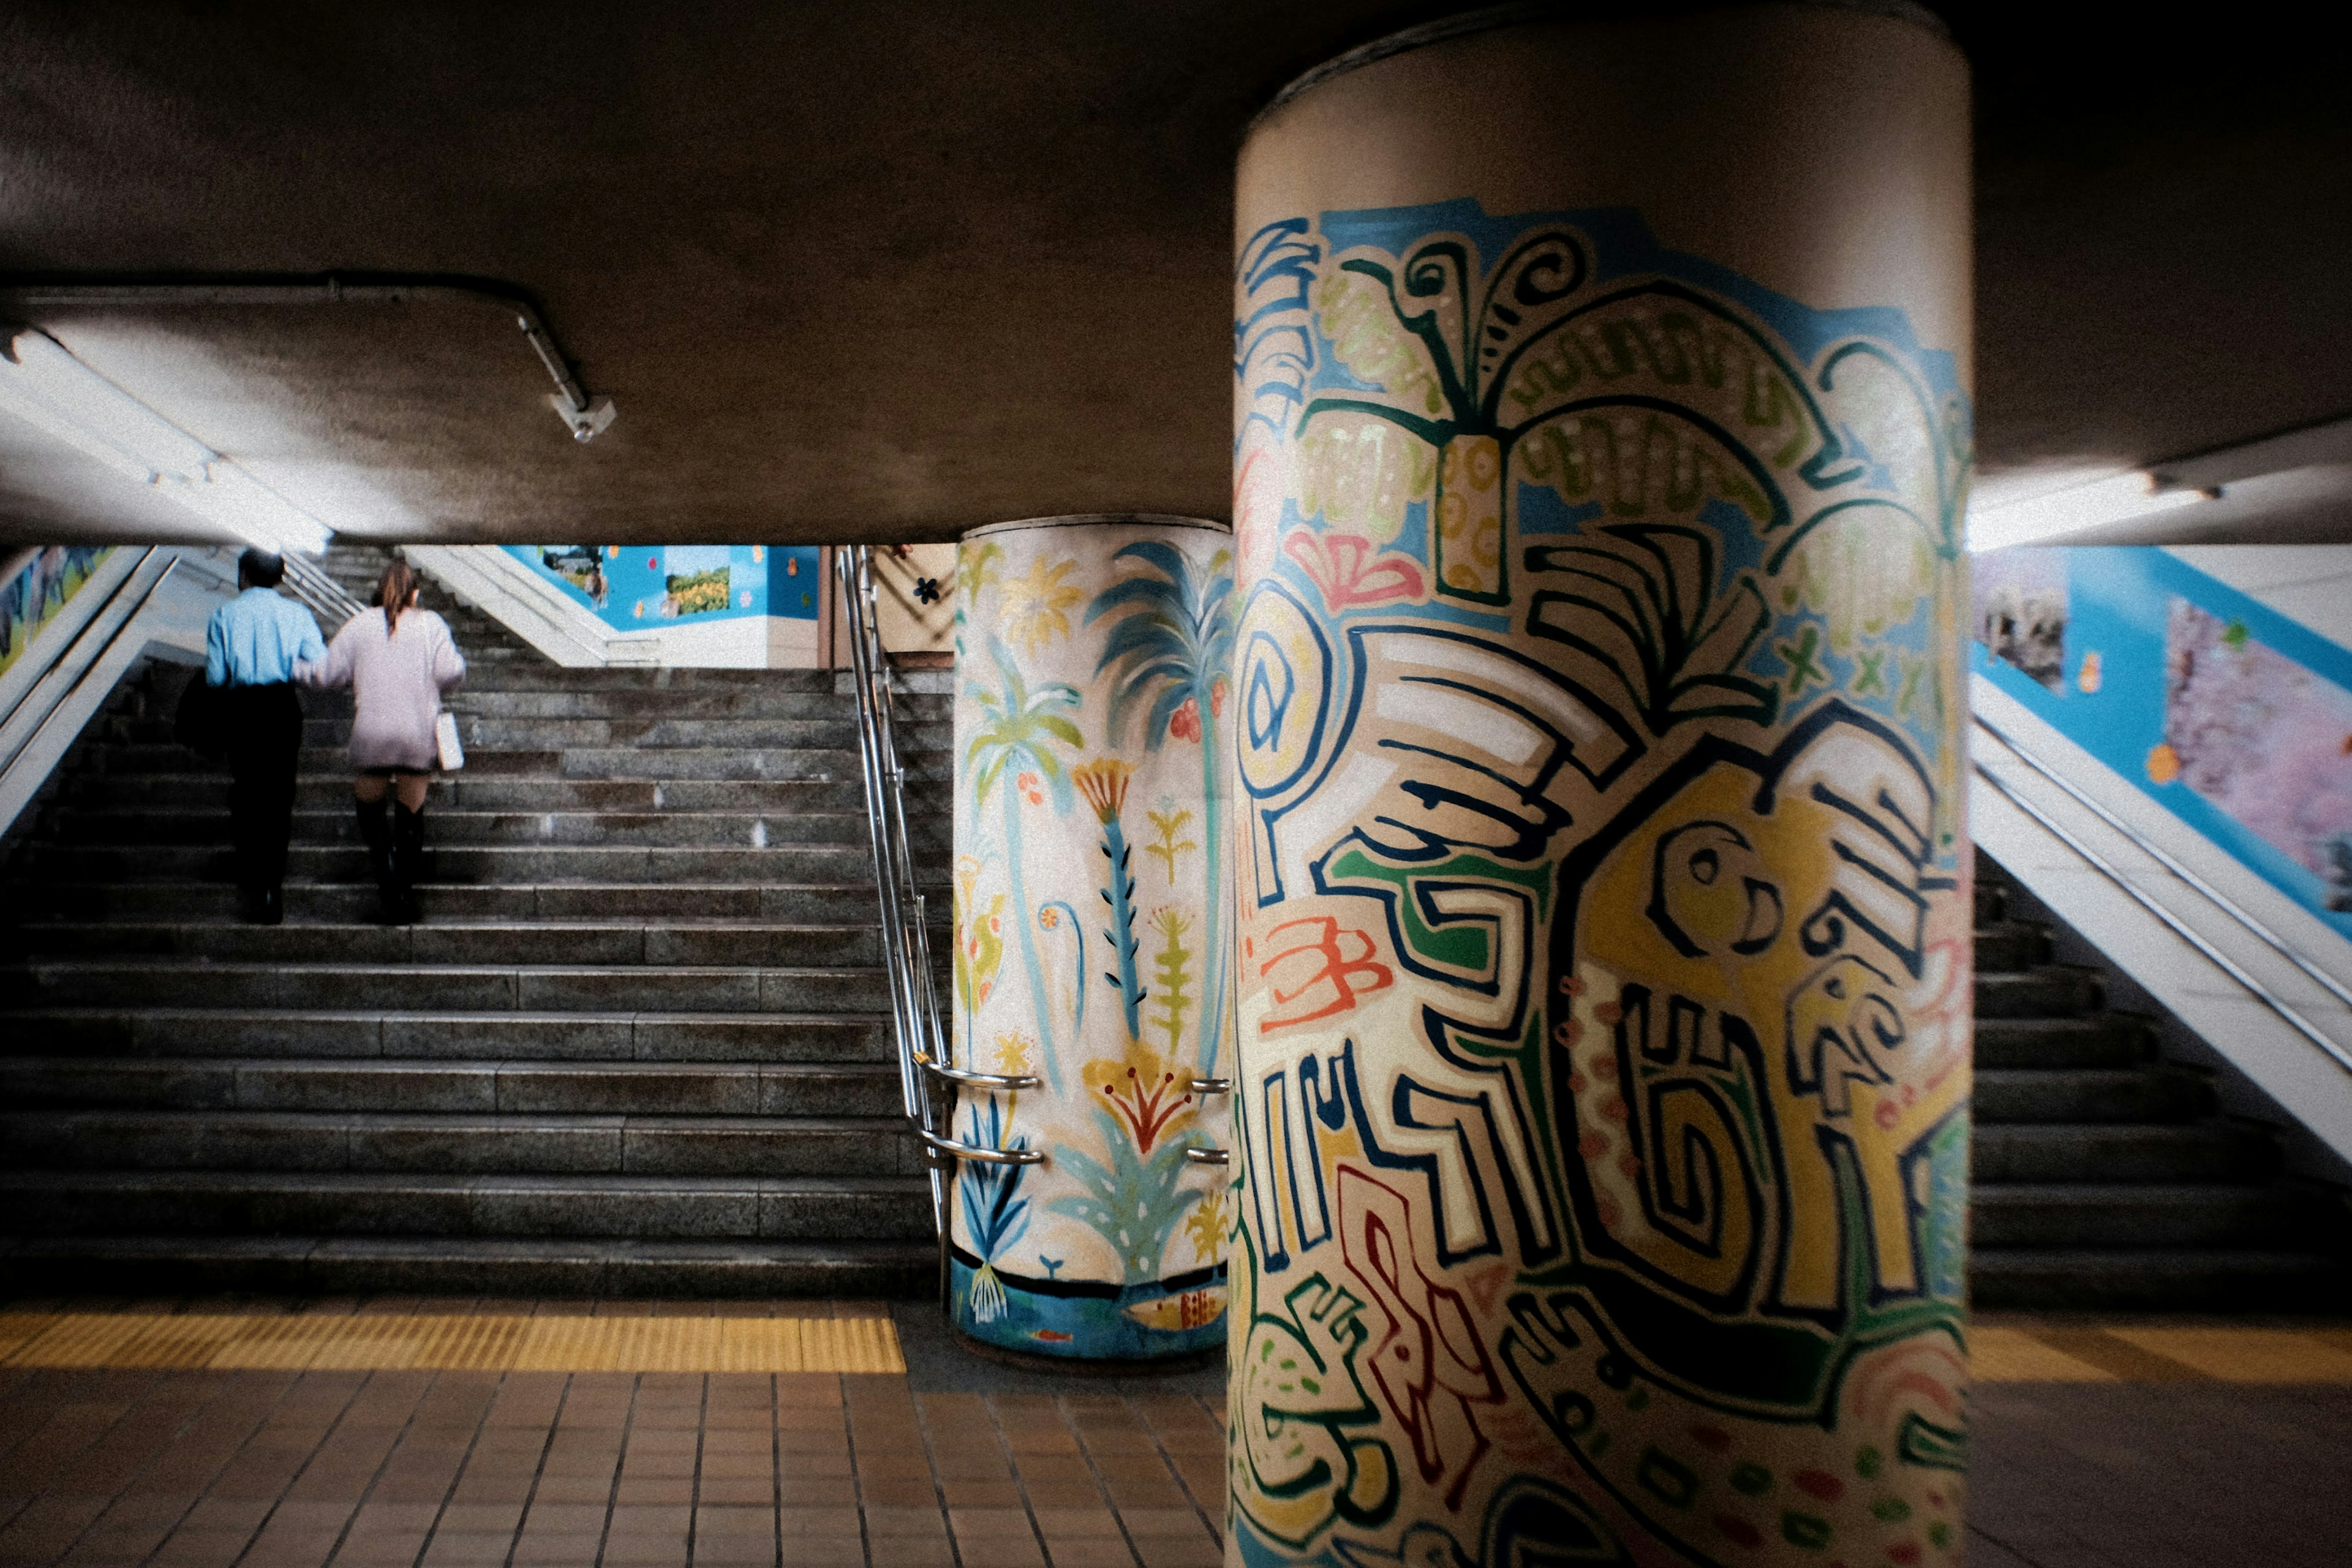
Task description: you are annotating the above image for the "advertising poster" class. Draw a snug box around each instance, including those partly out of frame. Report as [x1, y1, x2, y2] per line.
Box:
[511, 543, 821, 628]
[0, 546, 113, 680]
[1975, 546, 2352, 922]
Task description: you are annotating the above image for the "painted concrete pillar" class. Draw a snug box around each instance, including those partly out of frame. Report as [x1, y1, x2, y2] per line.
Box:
[1228, 6, 1972, 1564]
[948, 514, 1238, 1361]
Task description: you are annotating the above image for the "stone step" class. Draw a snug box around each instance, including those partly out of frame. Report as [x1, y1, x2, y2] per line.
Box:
[20, 842, 879, 885]
[442, 665, 846, 690]
[442, 717, 937, 751]
[4, 921, 884, 968]
[1968, 1248, 2352, 1311]
[77, 742, 948, 783]
[148, 651, 843, 694]
[0, 1109, 922, 1177]
[448, 688, 944, 721]
[0, 1234, 934, 1298]
[6, 1009, 891, 1063]
[1975, 965, 2101, 1019]
[1972, 919, 2050, 974]
[8, 881, 933, 925]
[1968, 1183, 2316, 1249]
[1, 960, 890, 1013]
[105, 712, 952, 752]
[59, 773, 897, 814]
[0, 1058, 900, 1117]
[1972, 1015, 2151, 1069]
[0, 1170, 932, 1243]
[526, 746, 952, 783]
[1973, 1065, 2211, 1124]
[40, 807, 922, 851]
[1971, 1121, 2275, 1183]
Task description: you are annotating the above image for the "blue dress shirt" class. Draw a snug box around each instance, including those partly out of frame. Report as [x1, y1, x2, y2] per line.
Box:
[206, 587, 326, 687]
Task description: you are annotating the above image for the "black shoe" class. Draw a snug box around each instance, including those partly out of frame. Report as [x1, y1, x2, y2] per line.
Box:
[246, 886, 284, 925]
[356, 796, 398, 924]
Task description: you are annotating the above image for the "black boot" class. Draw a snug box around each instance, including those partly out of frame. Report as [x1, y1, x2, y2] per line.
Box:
[390, 802, 426, 925]
[356, 796, 397, 924]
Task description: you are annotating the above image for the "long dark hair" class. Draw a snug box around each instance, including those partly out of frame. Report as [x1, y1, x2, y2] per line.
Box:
[377, 559, 418, 636]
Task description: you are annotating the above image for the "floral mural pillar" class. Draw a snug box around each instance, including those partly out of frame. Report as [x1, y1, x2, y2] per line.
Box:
[1229, 6, 1973, 1565]
[949, 514, 1238, 1361]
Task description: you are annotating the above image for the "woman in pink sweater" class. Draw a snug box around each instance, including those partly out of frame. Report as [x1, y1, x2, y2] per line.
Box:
[306, 559, 466, 923]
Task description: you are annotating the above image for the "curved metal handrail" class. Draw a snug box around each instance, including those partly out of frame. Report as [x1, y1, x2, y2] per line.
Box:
[916, 1054, 1041, 1092]
[1971, 746, 2352, 1076]
[920, 1129, 1046, 1167]
[839, 544, 965, 1303]
[1183, 1147, 1231, 1166]
[1187, 1077, 1232, 1095]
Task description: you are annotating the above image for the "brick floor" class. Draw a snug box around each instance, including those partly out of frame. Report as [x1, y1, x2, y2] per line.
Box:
[0, 1297, 1224, 1568]
[4, 1300, 2351, 1566]
[0, 1363, 1223, 1568]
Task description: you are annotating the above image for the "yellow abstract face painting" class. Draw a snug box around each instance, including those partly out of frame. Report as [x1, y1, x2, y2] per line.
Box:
[1226, 197, 1971, 1566]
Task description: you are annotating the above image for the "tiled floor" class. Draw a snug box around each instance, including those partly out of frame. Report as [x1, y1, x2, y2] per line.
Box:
[0, 1299, 1220, 1568]
[1, 1298, 2348, 1567]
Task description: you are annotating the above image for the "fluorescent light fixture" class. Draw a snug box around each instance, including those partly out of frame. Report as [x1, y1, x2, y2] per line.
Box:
[1966, 469, 2210, 553]
[0, 328, 333, 554]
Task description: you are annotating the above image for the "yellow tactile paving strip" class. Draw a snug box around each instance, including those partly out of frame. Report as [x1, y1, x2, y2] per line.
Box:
[3, 1307, 2347, 1382]
[0, 1310, 905, 1373]
[1972, 1324, 2352, 1382]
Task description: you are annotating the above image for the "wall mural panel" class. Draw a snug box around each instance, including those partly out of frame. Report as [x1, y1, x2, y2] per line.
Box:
[1226, 196, 1971, 1565]
[949, 516, 1238, 1360]
[1977, 545, 2352, 924]
[513, 543, 821, 625]
[0, 546, 113, 680]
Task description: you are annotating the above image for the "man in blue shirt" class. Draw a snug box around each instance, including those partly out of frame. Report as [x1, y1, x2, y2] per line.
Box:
[205, 549, 325, 924]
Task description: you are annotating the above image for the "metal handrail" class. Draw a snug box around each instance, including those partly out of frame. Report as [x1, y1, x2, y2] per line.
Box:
[839, 545, 1035, 1306]
[1188, 1077, 1232, 1095]
[0, 549, 173, 782]
[917, 1053, 1041, 1091]
[1184, 1148, 1231, 1166]
[1971, 734, 2352, 1076]
[837, 547, 945, 1178]
[278, 552, 368, 636]
[1977, 713, 2352, 1019]
[921, 1129, 1046, 1167]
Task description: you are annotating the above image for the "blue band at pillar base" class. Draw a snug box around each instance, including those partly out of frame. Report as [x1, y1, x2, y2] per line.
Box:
[949, 1248, 1228, 1362]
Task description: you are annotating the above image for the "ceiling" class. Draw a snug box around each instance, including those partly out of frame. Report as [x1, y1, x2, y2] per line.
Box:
[1, 0, 2348, 548]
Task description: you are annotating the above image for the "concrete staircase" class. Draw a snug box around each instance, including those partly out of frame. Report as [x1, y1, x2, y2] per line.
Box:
[1971, 851, 2352, 1308]
[0, 546, 952, 1296]
[1, 545, 2340, 1307]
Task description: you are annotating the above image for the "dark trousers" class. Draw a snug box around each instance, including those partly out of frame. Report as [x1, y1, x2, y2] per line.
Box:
[221, 682, 303, 894]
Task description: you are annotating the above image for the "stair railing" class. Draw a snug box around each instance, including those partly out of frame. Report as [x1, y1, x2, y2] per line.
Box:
[278, 551, 368, 638]
[1973, 714, 2352, 1076]
[1, 545, 239, 842]
[833, 545, 1041, 1307]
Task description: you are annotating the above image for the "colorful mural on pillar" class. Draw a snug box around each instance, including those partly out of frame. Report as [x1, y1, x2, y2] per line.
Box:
[948, 517, 1240, 1360]
[1226, 200, 1972, 1564]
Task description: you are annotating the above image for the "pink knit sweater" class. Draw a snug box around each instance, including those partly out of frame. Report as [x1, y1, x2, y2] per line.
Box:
[305, 606, 467, 771]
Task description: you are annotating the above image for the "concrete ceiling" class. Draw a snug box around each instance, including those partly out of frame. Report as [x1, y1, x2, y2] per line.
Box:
[1, 1, 2348, 549]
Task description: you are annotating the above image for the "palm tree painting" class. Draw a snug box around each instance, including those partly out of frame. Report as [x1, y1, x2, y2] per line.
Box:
[952, 519, 1235, 1362]
[1085, 540, 1237, 1076]
[1295, 225, 1858, 611]
[963, 636, 1083, 1091]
